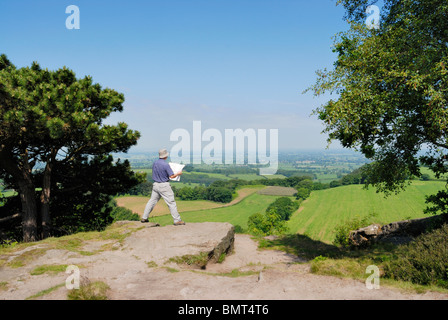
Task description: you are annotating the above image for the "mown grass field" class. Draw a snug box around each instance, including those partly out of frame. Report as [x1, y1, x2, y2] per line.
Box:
[287, 180, 447, 244]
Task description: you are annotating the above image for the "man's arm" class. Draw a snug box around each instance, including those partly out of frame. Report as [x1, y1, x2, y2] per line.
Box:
[169, 171, 183, 179]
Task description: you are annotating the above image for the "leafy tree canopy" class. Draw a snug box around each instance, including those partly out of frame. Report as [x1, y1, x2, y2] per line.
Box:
[0, 55, 142, 241]
[308, 0, 448, 215]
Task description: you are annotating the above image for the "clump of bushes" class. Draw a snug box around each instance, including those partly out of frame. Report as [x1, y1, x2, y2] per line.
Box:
[174, 184, 233, 203]
[247, 197, 299, 236]
[266, 197, 300, 221]
[247, 209, 288, 236]
[332, 213, 378, 247]
[383, 223, 448, 289]
[110, 206, 140, 222]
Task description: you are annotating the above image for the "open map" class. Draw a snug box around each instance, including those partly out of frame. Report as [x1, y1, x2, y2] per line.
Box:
[169, 162, 185, 181]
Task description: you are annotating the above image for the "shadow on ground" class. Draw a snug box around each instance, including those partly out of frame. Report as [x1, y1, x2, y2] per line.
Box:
[257, 233, 399, 262]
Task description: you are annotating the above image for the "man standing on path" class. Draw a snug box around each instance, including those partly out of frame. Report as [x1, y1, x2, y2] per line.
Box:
[141, 148, 186, 226]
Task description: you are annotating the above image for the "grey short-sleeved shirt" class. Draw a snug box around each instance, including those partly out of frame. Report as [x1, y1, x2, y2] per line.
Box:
[152, 159, 174, 183]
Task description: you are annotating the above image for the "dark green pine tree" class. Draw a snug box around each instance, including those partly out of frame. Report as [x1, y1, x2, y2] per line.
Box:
[0, 55, 143, 242]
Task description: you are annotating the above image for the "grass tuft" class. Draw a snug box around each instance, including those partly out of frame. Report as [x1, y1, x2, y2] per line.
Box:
[67, 279, 110, 300]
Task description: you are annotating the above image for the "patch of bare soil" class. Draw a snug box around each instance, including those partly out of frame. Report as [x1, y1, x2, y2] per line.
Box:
[257, 186, 297, 196]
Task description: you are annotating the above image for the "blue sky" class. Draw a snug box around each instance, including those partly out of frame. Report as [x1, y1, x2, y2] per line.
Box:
[0, 0, 355, 152]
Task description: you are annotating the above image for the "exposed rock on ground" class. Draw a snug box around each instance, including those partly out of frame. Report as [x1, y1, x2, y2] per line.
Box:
[0, 221, 447, 300]
[349, 215, 448, 246]
[122, 221, 235, 267]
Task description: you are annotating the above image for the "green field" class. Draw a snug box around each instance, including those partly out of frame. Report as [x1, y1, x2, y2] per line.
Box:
[227, 174, 265, 180]
[287, 181, 446, 244]
[117, 174, 447, 245]
[314, 173, 339, 184]
[135, 169, 287, 182]
[146, 192, 290, 229]
[116, 186, 263, 216]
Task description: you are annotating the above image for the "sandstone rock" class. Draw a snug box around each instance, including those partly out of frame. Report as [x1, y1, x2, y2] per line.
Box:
[379, 216, 440, 238]
[263, 235, 279, 241]
[349, 214, 448, 246]
[122, 222, 235, 268]
[349, 223, 382, 246]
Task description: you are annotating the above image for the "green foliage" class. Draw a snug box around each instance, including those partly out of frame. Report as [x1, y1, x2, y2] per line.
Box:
[287, 182, 446, 244]
[174, 183, 235, 203]
[233, 225, 245, 233]
[110, 205, 140, 222]
[328, 164, 371, 189]
[0, 239, 18, 249]
[247, 209, 288, 237]
[173, 175, 326, 204]
[294, 179, 314, 200]
[340, 165, 368, 185]
[67, 280, 110, 300]
[247, 197, 297, 236]
[424, 190, 448, 216]
[152, 191, 272, 229]
[258, 175, 312, 188]
[383, 224, 448, 288]
[332, 212, 378, 247]
[312, 255, 328, 263]
[125, 181, 153, 197]
[184, 165, 257, 176]
[168, 252, 210, 269]
[179, 172, 226, 186]
[295, 187, 311, 200]
[206, 187, 233, 203]
[176, 185, 208, 201]
[47, 155, 143, 235]
[0, 55, 141, 241]
[30, 264, 68, 276]
[266, 197, 299, 221]
[308, 0, 448, 202]
[329, 180, 342, 188]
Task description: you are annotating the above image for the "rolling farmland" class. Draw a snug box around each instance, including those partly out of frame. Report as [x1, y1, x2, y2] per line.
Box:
[287, 180, 446, 243]
[116, 180, 445, 244]
[116, 186, 265, 218]
[145, 191, 288, 229]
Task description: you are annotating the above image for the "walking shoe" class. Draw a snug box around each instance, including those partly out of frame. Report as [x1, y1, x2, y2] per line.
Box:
[173, 220, 186, 226]
[141, 219, 149, 223]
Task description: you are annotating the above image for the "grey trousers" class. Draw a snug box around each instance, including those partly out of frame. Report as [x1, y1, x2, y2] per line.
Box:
[142, 182, 181, 223]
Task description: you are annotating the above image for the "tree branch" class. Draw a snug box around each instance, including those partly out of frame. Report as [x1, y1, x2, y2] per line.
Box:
[0, 213, 21, 224]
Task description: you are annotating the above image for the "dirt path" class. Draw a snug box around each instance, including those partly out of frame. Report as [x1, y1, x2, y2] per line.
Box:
[1, 230, 447, 300]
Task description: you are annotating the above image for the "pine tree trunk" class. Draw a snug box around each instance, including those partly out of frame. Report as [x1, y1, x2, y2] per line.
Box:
[0, 147, 39, 242]
[40, 151, 55, 239]
[19, 180, 38, 242]
[40, 173, 51, 239]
